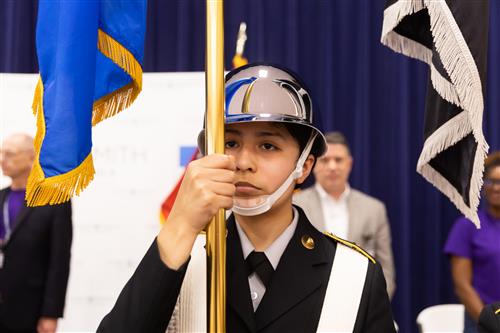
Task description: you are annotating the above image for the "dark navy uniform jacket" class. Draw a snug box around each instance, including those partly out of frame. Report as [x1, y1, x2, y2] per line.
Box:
[98, 206, 395, 333]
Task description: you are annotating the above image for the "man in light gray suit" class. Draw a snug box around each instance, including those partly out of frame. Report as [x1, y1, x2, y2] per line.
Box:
[293, 132, 396, 299]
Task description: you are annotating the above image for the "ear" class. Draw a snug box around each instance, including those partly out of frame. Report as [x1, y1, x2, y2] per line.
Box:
[347, 155, 353, 174]
[296, 154, 315, 185]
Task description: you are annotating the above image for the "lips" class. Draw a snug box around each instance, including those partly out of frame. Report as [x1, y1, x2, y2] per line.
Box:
[234, 181, 261, 196]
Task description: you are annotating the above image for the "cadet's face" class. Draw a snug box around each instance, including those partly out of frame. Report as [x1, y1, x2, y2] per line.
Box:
[313, 143, 352, 193]
[484, 166, 500, 208]
[0, 138, 34, 179]
[225, 122, 301, 202]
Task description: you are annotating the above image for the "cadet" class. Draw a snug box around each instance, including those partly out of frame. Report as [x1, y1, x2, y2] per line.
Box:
[97, 64, 396, 333]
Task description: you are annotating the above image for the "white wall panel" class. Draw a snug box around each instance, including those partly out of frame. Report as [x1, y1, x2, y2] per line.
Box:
[0, 73, 205, 332]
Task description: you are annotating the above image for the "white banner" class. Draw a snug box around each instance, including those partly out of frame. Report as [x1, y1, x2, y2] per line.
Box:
[0, 72, 205, 332]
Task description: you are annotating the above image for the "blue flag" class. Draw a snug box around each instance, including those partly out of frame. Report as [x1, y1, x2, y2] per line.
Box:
[27, 0, 147, 206]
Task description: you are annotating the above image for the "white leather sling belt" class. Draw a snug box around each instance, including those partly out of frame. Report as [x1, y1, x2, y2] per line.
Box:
[167, 235, 369, 333]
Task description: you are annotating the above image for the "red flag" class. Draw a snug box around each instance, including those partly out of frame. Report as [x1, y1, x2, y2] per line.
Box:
[159, 148, 199, 223]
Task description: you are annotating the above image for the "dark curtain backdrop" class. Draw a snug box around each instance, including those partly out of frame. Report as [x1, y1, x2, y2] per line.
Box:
[1, 0, 499, 332]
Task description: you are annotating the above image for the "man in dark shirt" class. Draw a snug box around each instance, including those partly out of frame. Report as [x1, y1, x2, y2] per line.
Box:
[0, 134, 72, 333]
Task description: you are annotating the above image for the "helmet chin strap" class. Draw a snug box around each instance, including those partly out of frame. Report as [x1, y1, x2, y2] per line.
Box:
[232, 132, 317, 216]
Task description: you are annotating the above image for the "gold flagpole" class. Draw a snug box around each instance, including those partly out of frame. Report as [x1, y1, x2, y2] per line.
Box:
[205, 0, 226, 332]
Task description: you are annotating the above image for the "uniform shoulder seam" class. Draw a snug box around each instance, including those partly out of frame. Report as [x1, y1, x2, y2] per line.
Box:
[324, 232, 376, 264]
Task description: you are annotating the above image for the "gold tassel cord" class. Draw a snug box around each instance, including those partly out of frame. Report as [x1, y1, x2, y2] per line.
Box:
[92, 82, 137, 125]
[26, 154, 95, 206]
[232, 54, 248, 69]
[27, 79, 96, 206]
[27, 28, 143, 206]
[32, 78, 43, 117]
[93, 29, 143, 126]
[31, 77, 46, 158]
[324, 233, 377, 264]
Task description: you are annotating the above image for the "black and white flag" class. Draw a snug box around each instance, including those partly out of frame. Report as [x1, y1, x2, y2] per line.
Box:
[381, 0, 489, 227]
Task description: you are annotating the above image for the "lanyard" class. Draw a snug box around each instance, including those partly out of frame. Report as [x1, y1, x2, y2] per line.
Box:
[2, 195, 11, 242]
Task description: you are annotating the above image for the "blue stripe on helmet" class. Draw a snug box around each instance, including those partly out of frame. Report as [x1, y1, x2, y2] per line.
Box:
[225, 77, 257, 115]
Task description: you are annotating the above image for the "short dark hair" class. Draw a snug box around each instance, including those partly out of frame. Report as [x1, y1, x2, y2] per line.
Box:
[324, 131, 351, 155]
[283, 123, 312, 153]
[485, 152, 500, 178]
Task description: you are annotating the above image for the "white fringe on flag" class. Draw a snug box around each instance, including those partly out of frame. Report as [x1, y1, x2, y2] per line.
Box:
[381, 0, 489, 228]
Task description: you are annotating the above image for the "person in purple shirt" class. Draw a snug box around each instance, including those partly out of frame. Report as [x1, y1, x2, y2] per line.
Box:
[0, 133, 72, 333]
[444, 152, 500, 333]
[0, 135, 33, 243]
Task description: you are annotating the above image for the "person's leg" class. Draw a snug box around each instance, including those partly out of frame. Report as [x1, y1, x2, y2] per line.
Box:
[464, 311, 479, 333]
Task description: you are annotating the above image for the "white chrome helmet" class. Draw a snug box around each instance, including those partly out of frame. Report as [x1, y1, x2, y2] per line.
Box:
[198, 63, 327, 157]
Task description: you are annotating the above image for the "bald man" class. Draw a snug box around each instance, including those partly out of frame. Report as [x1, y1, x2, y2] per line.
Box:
[0, 134, 72, 333]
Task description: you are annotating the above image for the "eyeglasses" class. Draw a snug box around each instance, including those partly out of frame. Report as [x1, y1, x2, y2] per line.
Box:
[484, 178, 500, 187]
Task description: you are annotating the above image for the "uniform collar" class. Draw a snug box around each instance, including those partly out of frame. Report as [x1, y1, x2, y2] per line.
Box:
[235, 207, 299, 270]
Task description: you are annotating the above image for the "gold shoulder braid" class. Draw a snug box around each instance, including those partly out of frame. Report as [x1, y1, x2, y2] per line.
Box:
[324, 232, 376, 264]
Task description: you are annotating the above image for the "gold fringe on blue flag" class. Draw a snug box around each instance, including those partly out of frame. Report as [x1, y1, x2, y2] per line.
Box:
[27, 0, 147, 206]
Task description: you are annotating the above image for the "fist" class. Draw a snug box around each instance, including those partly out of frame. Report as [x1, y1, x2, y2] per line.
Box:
[168, 154, 236, 235]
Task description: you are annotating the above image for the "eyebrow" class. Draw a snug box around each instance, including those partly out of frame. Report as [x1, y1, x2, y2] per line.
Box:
[225, 129, 241, 136]
[225, 129, 286, 140]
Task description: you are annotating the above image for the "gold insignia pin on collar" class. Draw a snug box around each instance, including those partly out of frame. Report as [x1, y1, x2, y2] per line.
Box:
[301, 235, 315, 250]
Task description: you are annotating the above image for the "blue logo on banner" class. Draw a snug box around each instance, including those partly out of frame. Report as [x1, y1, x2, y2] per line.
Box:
[180, 146, 197, 167]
